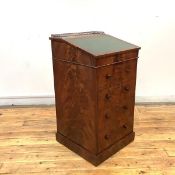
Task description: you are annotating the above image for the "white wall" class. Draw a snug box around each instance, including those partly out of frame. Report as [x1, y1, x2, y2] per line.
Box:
[0, 0, 175, 105]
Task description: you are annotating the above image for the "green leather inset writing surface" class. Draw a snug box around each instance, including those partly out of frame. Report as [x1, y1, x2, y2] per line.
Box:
[63, 34, 139, 56]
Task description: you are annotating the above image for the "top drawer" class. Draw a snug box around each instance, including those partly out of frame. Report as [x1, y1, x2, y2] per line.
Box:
[97, 58, 137, 90]
[96, 49, 139, 67]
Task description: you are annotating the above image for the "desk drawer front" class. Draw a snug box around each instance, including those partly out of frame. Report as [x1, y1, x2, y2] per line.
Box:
[97, 59, 137, 152]
[97, 59, 137, 90]
[96, 50, 138, 66]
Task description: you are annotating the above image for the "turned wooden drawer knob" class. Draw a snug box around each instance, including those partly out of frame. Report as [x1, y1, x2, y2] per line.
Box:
[105, 74, 112, 79]
[124, 86, 130, 92]
[122, 124, 127, 129]
[122, 105, 128, 110]
[105, 93, 111, 100]
[104, 134, 110, 140]
[105, 113, 110, 119]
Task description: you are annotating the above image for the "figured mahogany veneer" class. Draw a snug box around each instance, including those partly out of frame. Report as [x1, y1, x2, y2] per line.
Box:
[50, 31, 140, 166]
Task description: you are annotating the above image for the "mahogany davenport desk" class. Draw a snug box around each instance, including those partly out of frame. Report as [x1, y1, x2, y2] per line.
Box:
[50, 31, 140, 166]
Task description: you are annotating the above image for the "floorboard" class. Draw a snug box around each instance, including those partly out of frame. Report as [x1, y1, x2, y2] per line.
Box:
[0, 105, 175, 175]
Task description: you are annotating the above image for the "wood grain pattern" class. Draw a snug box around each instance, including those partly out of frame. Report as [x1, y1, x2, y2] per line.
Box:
[50, 34, 140, 165]
[0, 105, 175, 174]
[51, 40, 95, 66]
[53, 60, 97, 154]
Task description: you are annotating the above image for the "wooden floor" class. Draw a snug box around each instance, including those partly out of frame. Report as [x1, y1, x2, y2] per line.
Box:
[0, 105, 175, 175]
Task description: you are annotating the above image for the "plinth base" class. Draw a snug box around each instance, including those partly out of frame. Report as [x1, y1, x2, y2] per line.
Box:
[56, 132, 135, 166]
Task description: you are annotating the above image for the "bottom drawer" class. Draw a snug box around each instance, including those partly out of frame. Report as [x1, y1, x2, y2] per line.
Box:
[98, 110, 133, 153]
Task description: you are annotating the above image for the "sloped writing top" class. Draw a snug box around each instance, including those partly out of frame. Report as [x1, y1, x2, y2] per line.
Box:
[50, 31, 140, 57]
